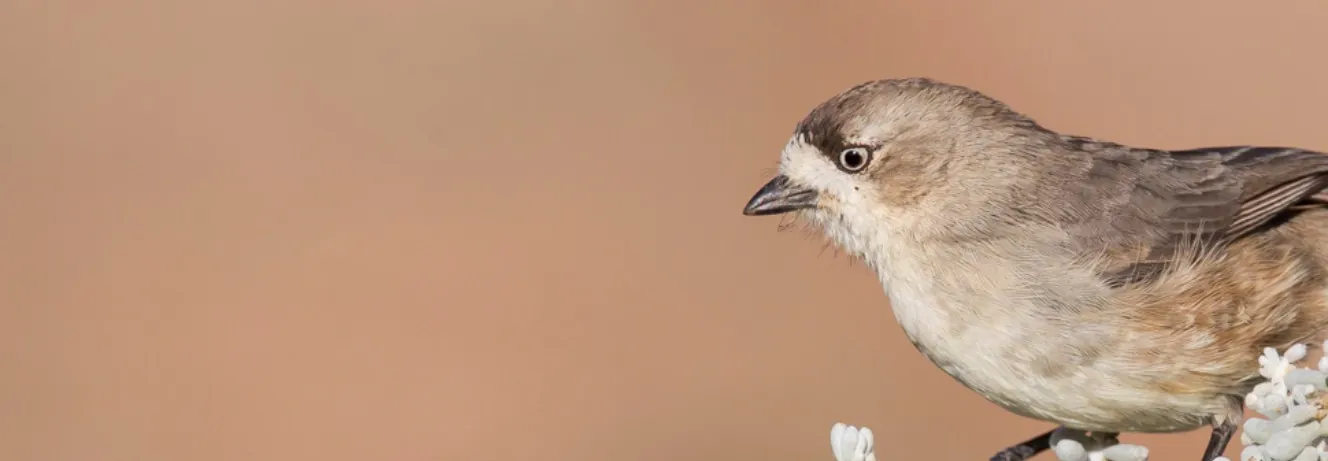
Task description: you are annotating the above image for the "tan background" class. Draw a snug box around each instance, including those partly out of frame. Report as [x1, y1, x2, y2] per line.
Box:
[4, 1, 1328, 460]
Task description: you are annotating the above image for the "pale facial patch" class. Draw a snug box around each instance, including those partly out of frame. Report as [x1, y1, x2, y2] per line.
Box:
[778, 133, 861, 202]
[776, 133, 892, 265]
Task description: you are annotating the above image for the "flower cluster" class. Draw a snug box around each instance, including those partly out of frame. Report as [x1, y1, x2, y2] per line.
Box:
[1048, 427, 1148, 461]
[827, 342, 1328, 461]
[1220, 342, 1328, 461]
[828, 422, 1149, 461]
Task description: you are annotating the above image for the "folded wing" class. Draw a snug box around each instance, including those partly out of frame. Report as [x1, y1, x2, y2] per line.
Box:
[1063, 143, 1328, 287]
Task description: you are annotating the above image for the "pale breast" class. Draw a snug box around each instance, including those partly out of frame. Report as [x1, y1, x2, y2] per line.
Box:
[874, 239, 1220, 432]
[814, 207, 1222, 431]
[886, 278, 1215, 431]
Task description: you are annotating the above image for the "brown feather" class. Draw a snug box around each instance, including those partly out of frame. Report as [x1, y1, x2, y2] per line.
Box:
[1051, 142, 1328, 287]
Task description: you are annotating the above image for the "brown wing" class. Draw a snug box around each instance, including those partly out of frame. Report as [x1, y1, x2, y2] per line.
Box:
[1069, 144, 1328, 287]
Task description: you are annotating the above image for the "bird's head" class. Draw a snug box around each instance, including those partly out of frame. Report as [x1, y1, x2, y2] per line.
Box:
[742, 78, 1061, 259]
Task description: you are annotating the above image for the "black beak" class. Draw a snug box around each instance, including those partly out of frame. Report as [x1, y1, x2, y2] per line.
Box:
[742, 175, 818, 216]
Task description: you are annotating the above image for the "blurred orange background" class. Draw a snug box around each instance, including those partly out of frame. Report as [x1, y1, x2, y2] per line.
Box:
[4, 1, 1328, 460]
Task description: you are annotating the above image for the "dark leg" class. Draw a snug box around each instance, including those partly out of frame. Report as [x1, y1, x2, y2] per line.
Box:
[990, 430, 1055, 461]
[1202, 420, 1237, 461]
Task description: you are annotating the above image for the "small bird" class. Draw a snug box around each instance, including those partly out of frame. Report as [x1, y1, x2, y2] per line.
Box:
[741, 78, 1328, 461]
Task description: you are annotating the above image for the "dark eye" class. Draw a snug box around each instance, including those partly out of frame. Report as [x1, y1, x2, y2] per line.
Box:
[837, 147, 871, 172]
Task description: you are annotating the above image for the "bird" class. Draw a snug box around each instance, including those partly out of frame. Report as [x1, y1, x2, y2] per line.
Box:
[740, 77, 1328, 461]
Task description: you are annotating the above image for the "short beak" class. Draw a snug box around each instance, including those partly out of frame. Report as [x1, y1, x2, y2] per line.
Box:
[742, 175, 819, 216]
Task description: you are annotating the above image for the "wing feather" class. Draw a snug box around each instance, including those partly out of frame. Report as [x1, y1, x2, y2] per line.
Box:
[1076, 144, 1328, 287]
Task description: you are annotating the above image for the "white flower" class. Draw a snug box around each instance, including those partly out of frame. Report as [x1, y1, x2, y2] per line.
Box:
[830, 423, 876, 461]
[1050, 427, 1149, 461]
[1234, 342, 1328, 461]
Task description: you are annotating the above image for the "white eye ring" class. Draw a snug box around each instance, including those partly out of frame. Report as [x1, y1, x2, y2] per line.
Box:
[837, 147, 870, 172]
